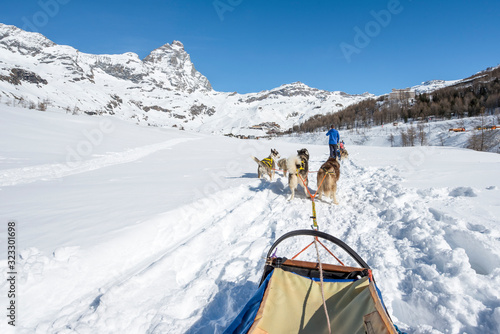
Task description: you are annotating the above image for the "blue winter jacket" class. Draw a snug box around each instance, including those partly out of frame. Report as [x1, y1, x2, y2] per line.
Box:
[326, 128, 340, 145]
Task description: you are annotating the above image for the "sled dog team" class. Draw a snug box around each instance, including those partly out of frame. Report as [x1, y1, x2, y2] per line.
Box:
[251, 148, 341, 204]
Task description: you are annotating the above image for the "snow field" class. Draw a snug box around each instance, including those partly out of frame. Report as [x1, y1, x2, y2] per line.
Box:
[0, 106, 499, 333]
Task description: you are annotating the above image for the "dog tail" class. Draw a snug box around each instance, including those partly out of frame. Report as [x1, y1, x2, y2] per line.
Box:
[251, 156, 262, 165]
[286, 155, 301, 175]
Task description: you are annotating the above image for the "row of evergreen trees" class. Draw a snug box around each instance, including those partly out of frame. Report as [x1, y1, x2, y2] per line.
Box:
[290, 67, 500, 133]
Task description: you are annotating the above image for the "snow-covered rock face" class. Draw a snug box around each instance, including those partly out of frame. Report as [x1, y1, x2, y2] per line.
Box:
[143, 40, 212, 92]
[0, 22, 371, 134]
[0, 23, 211, 91]
[0, 24, 56, 55]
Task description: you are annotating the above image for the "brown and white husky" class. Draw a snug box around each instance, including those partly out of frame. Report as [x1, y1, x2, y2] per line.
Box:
[316, 157, 340, 204]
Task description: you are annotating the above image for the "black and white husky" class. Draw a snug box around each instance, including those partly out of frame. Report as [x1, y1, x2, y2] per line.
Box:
[287, 148, 310, 201]
[251, 149, 280, 180]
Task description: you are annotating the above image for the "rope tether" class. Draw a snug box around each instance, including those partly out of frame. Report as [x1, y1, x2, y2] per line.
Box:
[295, 167, 339, 333]
[297, 172, 329, 230]
[314, 238, 332, 334]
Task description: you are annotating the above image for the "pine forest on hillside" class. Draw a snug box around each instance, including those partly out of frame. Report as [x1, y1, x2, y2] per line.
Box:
[294, 67, 500, 134]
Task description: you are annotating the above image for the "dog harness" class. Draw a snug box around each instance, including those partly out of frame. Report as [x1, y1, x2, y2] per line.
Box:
[321, 166, 336, 175]
[292, 160, 307, 180]
[261, 157, 274, 168]
[298, 160, 306, 171]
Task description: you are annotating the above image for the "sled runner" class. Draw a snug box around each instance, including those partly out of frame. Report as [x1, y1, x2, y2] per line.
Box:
[224, 230, 403, 334]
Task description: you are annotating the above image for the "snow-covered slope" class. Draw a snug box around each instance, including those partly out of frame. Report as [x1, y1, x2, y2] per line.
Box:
[286, 114, 500, 153]
[410, 64, 500, 94]
[1, 105, 500, 333]
[0, 23, 371, 135]
[411, 79, 462, 94]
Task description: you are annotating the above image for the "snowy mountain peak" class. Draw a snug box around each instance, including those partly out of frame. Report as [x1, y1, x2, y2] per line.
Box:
[123, 52, 140, 59]
[143, 40, 191, 65]
[143, 40, 212, 91]
[0, 23, 372, 133]
[171, 40, 185, 50]
[281, 81, 309, 88]
[0, 23, 56, 55]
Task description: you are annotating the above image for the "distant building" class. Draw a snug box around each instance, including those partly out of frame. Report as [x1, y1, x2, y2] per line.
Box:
[389, 88, 416, 102]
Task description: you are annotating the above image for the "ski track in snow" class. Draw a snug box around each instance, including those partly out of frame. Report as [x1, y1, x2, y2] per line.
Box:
[0, 138, 197, 187]
[27, 179, 287, 333]
[8, 151, 500, 333]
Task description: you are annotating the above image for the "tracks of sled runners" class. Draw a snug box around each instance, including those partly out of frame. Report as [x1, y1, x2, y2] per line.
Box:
[0, 137, 197, 187]
[34, 178, 292, 333]
[30, 153, 500, 334]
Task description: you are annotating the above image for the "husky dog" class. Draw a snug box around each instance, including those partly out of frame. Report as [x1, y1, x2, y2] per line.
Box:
[340, 148, 349, 161]
[286, 148, 310, 201]
[316, 157, 340, 204]
[277, 158, 288, 177]
[251, 149, 280, 180]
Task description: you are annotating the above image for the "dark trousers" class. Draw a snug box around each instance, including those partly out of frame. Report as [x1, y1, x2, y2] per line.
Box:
[329, 144, 338, 159]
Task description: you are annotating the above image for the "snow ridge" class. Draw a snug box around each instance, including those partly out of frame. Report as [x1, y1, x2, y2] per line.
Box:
[0, 22, 371, 135]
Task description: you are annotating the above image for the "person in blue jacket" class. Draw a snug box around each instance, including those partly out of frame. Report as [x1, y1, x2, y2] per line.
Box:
[326, 124, 340, 159]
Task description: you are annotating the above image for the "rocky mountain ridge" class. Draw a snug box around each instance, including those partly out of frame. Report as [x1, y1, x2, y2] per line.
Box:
[0, 23, 456, 135]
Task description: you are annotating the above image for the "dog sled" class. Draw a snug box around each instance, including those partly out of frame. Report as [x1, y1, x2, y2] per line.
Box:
[224, 230, 403, 334]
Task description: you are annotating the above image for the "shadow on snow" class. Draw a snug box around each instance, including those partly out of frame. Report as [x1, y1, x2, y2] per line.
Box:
[185, 279, 258, 334]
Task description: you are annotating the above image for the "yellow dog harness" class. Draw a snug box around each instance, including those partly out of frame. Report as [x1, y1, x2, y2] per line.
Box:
[299, 160, 305, 170]
[261, 157, 274, 168]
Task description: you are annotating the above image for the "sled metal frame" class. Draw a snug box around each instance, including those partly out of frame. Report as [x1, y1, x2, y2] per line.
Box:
[259, 230, 371, 286]
[248, 230, 402, 334]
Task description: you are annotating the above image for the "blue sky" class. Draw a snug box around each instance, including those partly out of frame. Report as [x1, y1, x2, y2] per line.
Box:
[2, 0, 499, 95]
